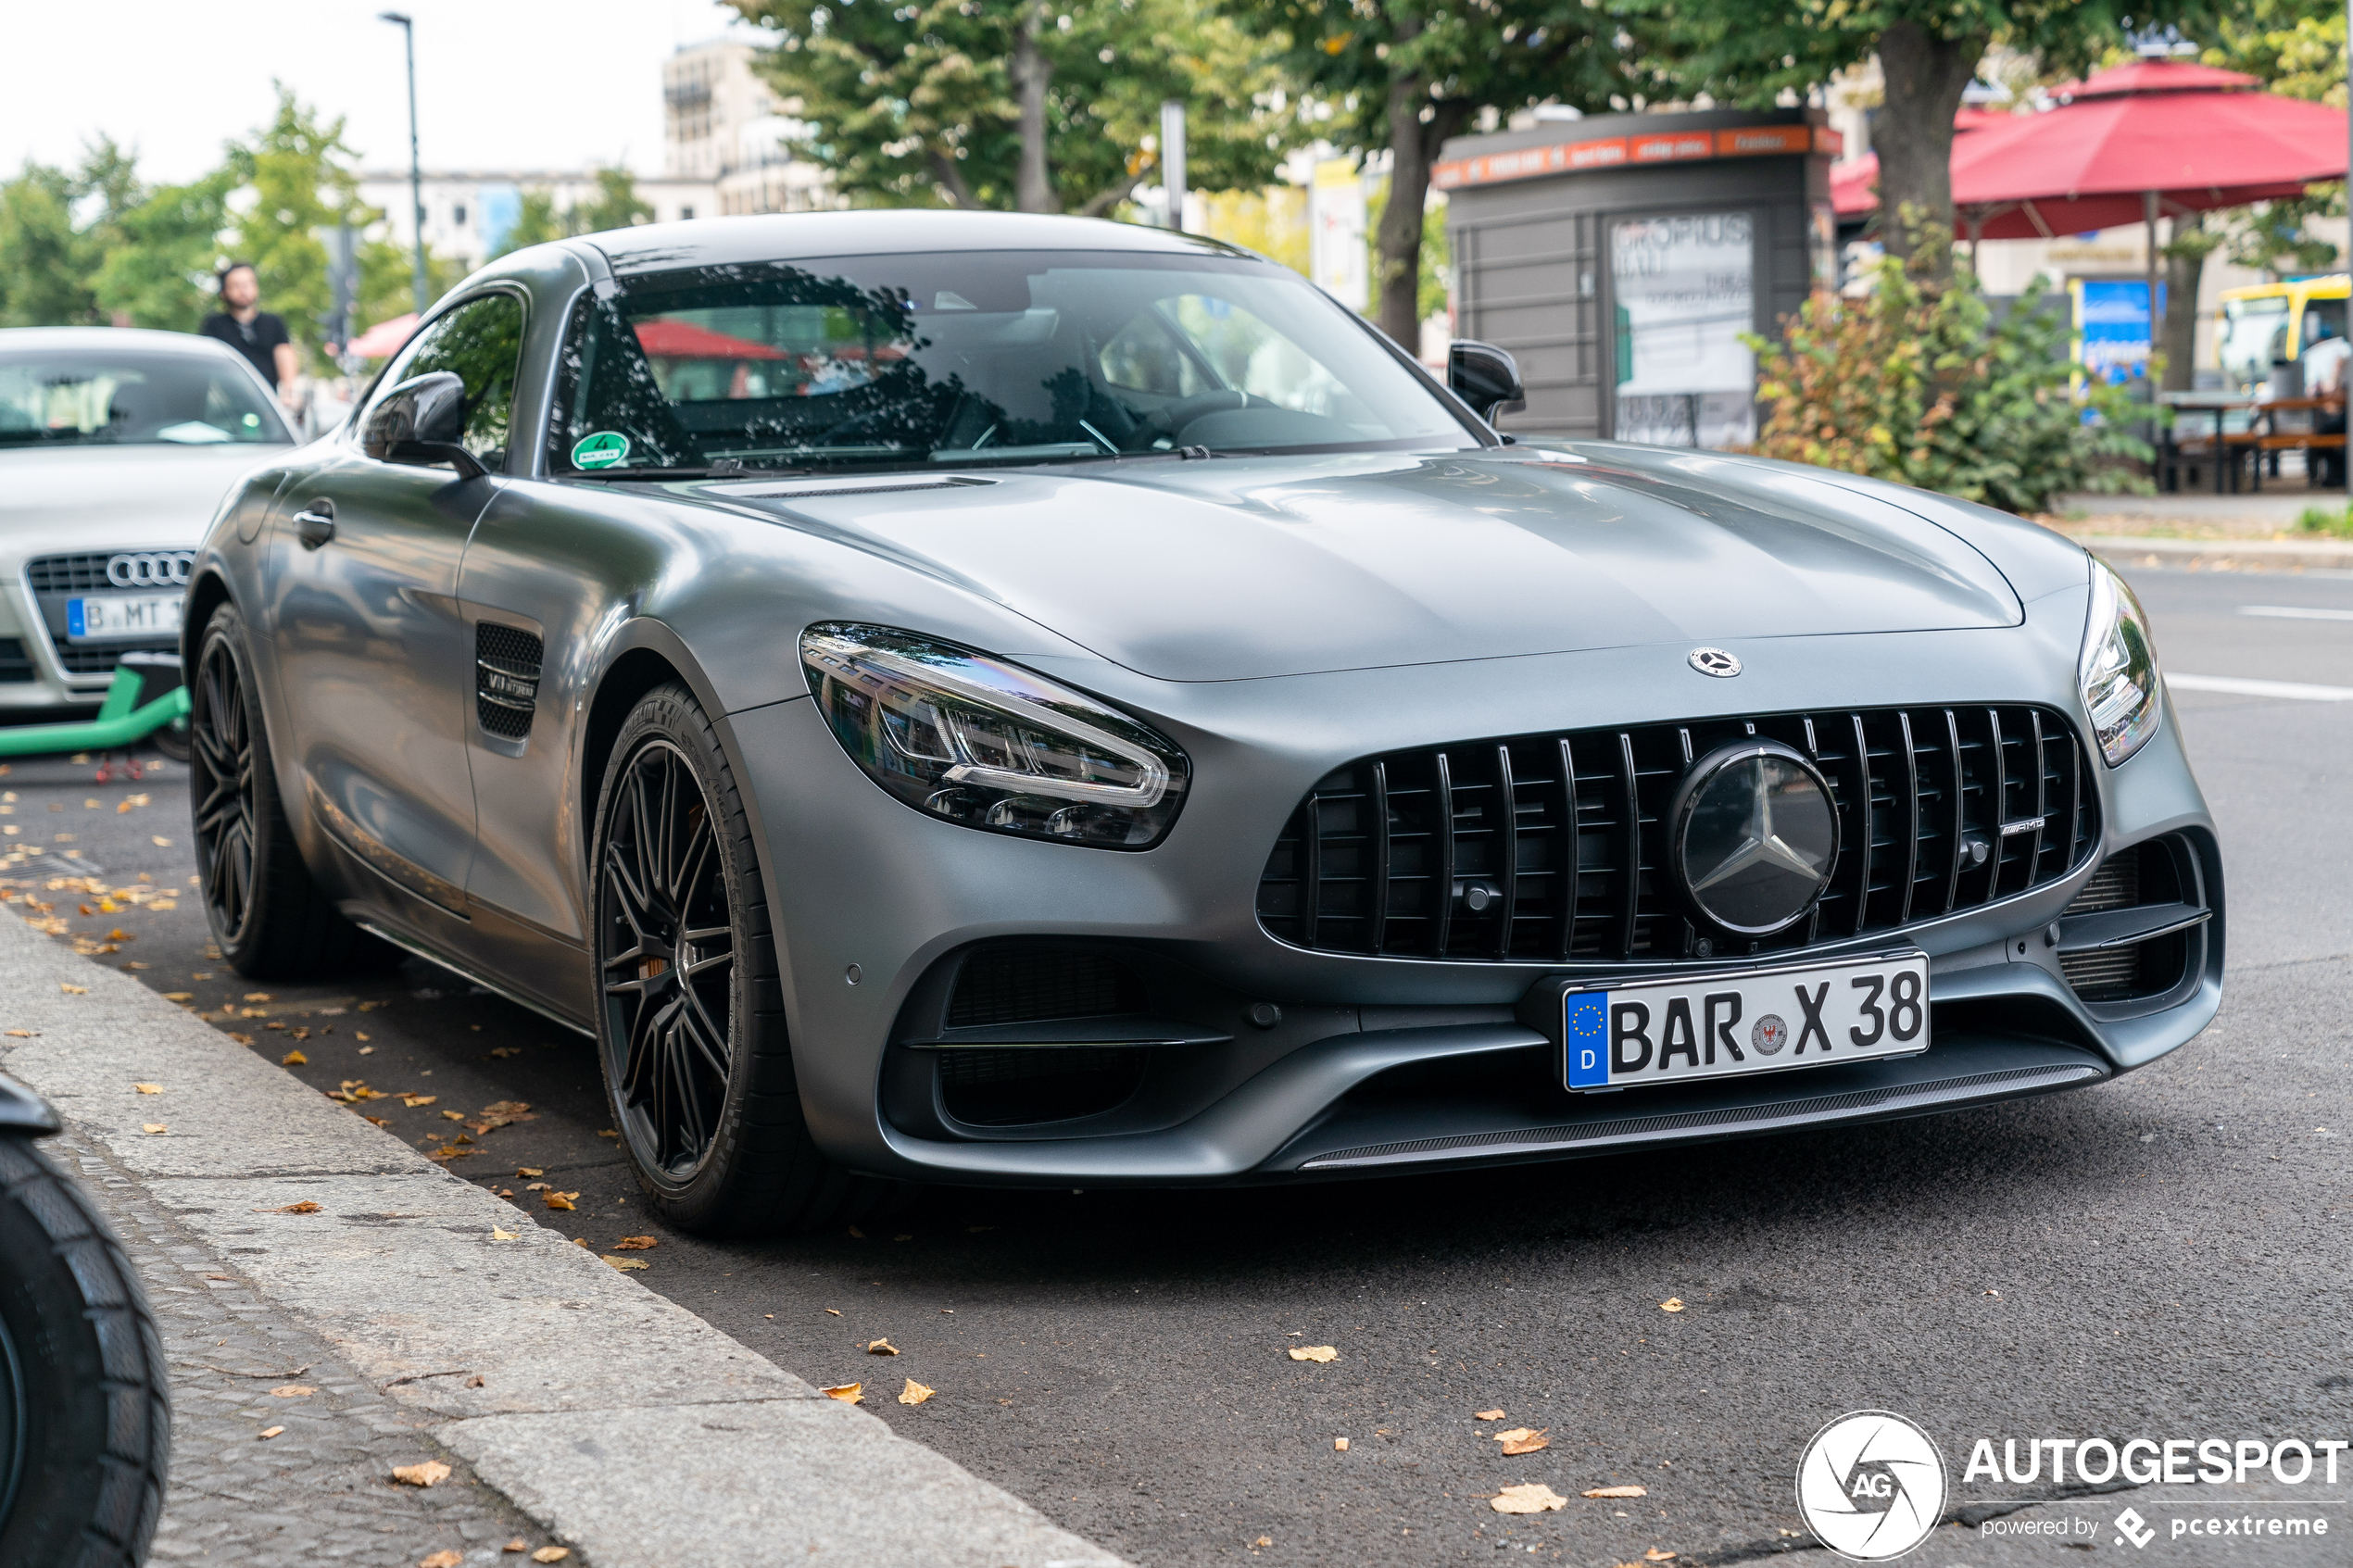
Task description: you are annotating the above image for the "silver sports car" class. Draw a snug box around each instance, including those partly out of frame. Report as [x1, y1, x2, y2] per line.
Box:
[185, 212, 2220, 1234]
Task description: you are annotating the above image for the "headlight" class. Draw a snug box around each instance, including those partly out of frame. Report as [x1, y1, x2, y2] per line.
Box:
[2079, 558, 2161, 767]
[799, 622, 1190, 848]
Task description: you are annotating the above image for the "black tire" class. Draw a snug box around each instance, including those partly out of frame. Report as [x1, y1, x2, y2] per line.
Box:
[148, 715, 191, 766]
[0, 1136, 170, 1568]
[189, 601, 395, 979]
[591, 681, 908, 1236]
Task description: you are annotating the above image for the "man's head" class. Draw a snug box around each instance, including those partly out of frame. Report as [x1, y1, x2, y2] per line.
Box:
[218, 262, 260, 311]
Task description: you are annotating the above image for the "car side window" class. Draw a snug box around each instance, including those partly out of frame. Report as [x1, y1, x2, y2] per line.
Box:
[371, 293, 526, 466]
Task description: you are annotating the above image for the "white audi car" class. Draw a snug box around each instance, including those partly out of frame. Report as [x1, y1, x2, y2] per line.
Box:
[0, 328, 295, 715]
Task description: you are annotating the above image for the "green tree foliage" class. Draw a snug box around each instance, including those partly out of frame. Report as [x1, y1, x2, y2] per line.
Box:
[2196, 0, 2346, 277]
[1250, 2, 1639, 345]
[726, 0, 1293, 217]
[0, 161, 98, 327]
[572, 168, 656, 234]
[1747, 220, 2152, 514]
[1655, 1, 2212, 270]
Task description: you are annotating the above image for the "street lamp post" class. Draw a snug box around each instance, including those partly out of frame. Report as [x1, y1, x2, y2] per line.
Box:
[380, 11, 427, 316]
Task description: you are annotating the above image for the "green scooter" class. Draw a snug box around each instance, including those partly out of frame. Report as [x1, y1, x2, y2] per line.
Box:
[0, 655, 191, 770]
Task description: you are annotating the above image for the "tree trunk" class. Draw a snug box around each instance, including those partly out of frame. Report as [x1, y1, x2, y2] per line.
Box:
[1873, 21, 1985, 270]
[1375, 81, 1465, 350]
[1011, 6, 1056, 214]
[2160, 212, 2210, 393]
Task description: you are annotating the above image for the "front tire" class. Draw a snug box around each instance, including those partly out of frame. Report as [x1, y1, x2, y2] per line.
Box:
[0, 1136, 170, 1568]
[591, 682, 904, 1236]
[189, 601, 393, 978]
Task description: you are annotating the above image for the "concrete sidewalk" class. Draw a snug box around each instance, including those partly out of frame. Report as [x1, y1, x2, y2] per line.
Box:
[0, 905, 1123, 1568]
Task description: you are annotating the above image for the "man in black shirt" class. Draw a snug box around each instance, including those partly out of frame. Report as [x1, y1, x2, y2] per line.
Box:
[198, 261, 299, 416]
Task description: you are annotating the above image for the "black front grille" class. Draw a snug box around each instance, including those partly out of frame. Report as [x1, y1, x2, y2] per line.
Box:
[0, 638, 33, 683]
[937, 1046, 1146, 1125]
[25, 550, 195, 676]
[1258, 705, 2098, 964]
[946, 947, 1143, 1028]
[474, 623, 543, 740]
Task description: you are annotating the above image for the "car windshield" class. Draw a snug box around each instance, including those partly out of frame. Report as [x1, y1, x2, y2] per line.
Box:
[550, 248, 1478, 475]
[0, 348, 289, 448]
[2218, 296, 2291, 392]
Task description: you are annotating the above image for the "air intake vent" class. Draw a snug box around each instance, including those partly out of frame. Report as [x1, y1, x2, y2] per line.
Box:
[946, 947, 1143, 1029]
[1258, 704, 2098, 965]
[937, 1046, 1146, 1126]
[2057, 837, 2197, 1004]
[475, 623, 543, 741]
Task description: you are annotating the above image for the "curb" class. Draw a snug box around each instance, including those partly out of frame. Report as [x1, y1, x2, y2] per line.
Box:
[2076, 534, 2353, 573]
[0, 907, 1124, 1568]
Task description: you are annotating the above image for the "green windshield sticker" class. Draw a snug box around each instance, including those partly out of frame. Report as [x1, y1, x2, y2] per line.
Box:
[572, 431, 631, 470]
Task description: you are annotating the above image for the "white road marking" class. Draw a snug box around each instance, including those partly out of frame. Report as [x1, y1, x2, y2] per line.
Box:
[2169, 673, 2353, 702]
[2239, 605, 2353, 622]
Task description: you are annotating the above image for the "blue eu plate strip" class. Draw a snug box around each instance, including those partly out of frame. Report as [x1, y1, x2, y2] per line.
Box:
[67, 599, 85, 639]
[1566, 991, 1610, 1087]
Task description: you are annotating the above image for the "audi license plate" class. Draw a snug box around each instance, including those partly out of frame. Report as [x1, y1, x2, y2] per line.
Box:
[66, 593, 182, 642]
[1562, 950, 1930, 1092]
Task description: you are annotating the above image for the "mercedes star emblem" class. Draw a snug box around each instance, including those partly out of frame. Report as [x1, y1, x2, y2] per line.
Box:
[1688, 646, 1741, 678]
[1668, 740, 1839, 935]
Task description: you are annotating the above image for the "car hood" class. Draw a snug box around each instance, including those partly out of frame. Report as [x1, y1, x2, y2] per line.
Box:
[0, 444, 291, 555]
[714, 447, 2027, 683]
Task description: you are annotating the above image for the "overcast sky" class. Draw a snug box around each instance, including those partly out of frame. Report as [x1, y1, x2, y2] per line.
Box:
[8, 0, 762, 183]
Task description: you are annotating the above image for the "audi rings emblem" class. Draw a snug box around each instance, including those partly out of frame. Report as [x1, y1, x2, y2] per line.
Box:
[106, 552, 195, 589]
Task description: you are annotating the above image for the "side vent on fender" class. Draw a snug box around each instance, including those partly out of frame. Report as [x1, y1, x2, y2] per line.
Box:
[475, 623, 543, 741]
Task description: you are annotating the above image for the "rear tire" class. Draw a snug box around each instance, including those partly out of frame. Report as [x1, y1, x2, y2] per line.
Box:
[0, 1136, 170, 1568]
[189, 601, 396, 979]
[591, 681, 908, 1236]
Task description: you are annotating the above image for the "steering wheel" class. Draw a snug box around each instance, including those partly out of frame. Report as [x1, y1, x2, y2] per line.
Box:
[1138, 389, 1262, 443]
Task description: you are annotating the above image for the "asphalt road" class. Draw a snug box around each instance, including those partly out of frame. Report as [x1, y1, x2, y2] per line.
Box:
[6, 561, 2350, 1566]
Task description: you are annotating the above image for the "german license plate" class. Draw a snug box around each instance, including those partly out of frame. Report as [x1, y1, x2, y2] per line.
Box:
[1562, 950, 1930, 1091]
[67, 592, 182, 641]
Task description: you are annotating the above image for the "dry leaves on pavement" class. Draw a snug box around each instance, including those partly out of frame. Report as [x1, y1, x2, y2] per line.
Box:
[899, 1378, 936, 1406]
[421, 1553, 462, 1568]
[58, 983, 86, 994]
[1584, 1485, 1648, 1499]
[1333, 1437, 1350, 1451]
[258, 1426, 284, 1439]
[132, 1083, 161, 1095]
[399, 1093, 437, 1109]
[1494, 1427, 1551, 1456]
[270, 1385, 314, 1398]
[531, 1550, 571, 1563]
[1643, 1551, 1677, 1562]
[820, 1383, 862, 1403]
[490, 1045, 522, 1058]
[490, 1227, 518, 1242]
[281, 1049, 308, 1065]
[1659, 1298, 1685, 1312]
[1288, 1345, 1338, 1362]
[1474, 1408, 1506, 1421]
[467, 1100, 535, 1135]
[259, 1201, 321, 1214]
[608, 1236, 658, 1250]
[602, 1256, 648, 1272]
[544, 1191, 578, 1211]
[1491, 1484, 1568, 1514]
[515, 1166, 543, 1178]
[142, 1123, 166, 1135]
[866, 1338, 899, 1356]
[391, 1461, 452, 1487]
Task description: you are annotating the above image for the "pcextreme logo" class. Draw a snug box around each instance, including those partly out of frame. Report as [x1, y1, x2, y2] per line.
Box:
[1795, 1411, 1949, 1561]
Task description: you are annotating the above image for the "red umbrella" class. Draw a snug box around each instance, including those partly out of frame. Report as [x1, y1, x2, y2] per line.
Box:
[1835, 61, 2348, 240]
[346, 312, 418, 359]
[632, 320, 786, 359]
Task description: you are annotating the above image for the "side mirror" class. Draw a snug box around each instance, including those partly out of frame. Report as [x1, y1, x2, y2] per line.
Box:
[362, 371, 486, 479]
[1448, 340, 1524, 424]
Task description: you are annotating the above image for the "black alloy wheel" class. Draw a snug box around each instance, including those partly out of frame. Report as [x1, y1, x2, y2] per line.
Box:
[590, 682, 907, 1235]
[189, 623, 258, 949]
[187, 603, 392, 978]
[599, 738, 736, 1183]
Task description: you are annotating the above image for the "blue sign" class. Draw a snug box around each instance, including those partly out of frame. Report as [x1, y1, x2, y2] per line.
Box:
[2079, 279, 2166, 384]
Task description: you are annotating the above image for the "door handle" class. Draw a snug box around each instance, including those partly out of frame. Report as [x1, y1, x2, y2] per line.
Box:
[292, 505, 335, 549]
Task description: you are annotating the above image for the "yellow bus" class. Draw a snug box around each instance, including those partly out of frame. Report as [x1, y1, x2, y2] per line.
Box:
[2217, 273, 2347, 393]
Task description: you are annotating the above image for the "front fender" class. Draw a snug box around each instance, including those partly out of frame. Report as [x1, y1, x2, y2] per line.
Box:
[0, 1070, 61, 1136]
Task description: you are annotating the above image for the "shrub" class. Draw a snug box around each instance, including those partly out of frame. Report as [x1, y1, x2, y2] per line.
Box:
[1744, 220, 2154, 515]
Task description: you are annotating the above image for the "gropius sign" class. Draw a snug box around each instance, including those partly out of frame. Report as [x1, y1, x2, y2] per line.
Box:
[1438, 109, 1837, 447]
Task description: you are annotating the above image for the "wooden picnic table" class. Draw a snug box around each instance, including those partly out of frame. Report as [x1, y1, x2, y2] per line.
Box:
[2159, 394, 2346, 494]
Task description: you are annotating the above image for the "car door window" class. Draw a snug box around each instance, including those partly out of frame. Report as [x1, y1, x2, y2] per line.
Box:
[373, 293, 526, 466]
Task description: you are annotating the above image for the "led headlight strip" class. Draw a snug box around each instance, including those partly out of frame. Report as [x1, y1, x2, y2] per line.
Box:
[2078, 559, 2162, 768]
[799, 622, 1190, 848]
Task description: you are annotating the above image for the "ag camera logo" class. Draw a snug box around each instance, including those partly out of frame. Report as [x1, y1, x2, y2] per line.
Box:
[1796, 1411, 1948, 1560]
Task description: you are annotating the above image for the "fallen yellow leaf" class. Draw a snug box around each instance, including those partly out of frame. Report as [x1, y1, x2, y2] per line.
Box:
[503, 1543, 527, 1556]
[1495, 1427, 1551, 1456]
[602, 1256, 648, 1272]
[1474, 1408, 1505, 1421]
[609, 1236, 658, 1251]
[545, 1191, 578, 1211]
[282, 1049, 308, 1065]
[825, 1308, 842, 1316]
[1491, 1483, 1568, 1514]
[899, 1378, 936, 1406]
[106, 928, 131, 942]
[821, 1382, 862, 1403]
[4, 1030, 34, 1038]
[531, 1549, 571, 1564]
[142, 1123, 166, 1135]
[1584, 1485, 1648, 1499]
[266, 1201, 322, 1214]
[866, 1337, 899, 1356]
[164, 992, 192, 1001]
[422, 1552, 463, 1568]
[58, 983, 86, 995]
[1289, 1345, 1338, 1362]
[441, 1110, 465, 1122]
[1644, 1552, 1677, 1562]
[258, 1425, 285, 1439]
[490, 1227, 518, 1242]
[1334, 1436, 1350, 1451]
[133, 1082, 162, 1095]
[245, 992, 272, 1002]
[515, 1167, 544, 1177]
[391, 1461, 452, 1487]
[1659, 1298, 1685, 1312]
[270, 1385, 315, 1398]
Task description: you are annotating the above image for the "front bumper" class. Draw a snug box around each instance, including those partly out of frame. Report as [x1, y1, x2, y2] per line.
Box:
[730, 618, 2221, 1187]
